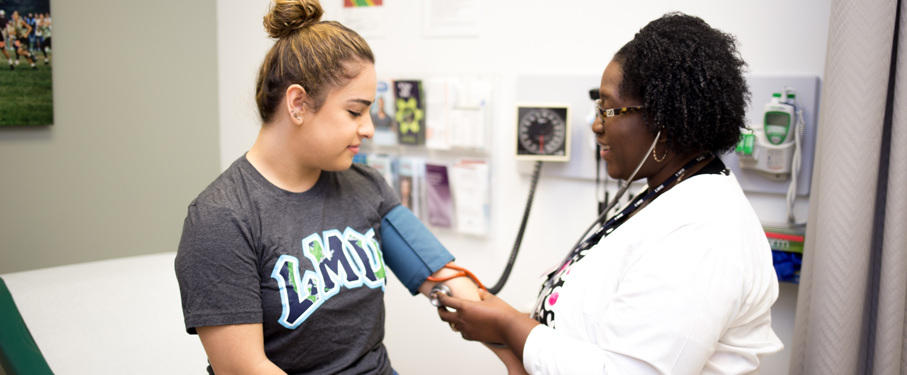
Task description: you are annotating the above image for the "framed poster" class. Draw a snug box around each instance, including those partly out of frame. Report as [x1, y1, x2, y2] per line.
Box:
[0, 0, 53, 126]
[339, 0, 385, 39]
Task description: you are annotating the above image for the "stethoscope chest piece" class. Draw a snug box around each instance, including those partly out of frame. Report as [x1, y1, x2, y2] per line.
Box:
[430, 282, 509, 349]
[429, 284, 452, 308]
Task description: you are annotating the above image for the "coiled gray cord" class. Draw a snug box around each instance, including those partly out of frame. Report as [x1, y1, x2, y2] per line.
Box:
[487, 160, 543, 295]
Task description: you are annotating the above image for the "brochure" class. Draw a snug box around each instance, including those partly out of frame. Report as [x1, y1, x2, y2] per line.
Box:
[451, 159, 489, 235]
[365, 154, 396, 190]
[424, 163, 453, 228]
[396, 157, 424, 219]
[352, 153, 368, 165]
[394, 80, 426, 146]
[370, 79, 397, 146]
[425, 78, 451, 150]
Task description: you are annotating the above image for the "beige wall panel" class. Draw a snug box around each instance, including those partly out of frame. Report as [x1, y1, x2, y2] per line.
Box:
[0, 0, 220, 273]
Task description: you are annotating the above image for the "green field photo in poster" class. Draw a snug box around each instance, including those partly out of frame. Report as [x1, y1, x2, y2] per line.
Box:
[1, 0, 53, 126]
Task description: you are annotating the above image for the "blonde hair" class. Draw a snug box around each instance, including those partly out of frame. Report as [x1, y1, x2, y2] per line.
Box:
[256, 0, 375, 123]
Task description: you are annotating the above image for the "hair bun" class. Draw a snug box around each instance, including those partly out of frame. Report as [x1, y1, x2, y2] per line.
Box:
[263, 0, 324, 39]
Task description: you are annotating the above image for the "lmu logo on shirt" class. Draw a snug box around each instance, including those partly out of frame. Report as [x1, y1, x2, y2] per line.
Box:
[270, 227, 387, 329]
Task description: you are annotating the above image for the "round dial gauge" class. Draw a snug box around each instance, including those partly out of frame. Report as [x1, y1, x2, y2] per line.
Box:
[518, 108, 567, 156]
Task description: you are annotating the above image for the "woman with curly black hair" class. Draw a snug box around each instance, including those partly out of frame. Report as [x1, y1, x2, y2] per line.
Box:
[437, 13, 783, 374]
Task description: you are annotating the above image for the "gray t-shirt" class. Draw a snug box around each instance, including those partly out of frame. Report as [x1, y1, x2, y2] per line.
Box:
[176, 155, 400, 375]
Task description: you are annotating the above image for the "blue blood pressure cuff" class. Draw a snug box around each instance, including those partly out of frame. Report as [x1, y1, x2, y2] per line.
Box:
[380, 205, 454, 295]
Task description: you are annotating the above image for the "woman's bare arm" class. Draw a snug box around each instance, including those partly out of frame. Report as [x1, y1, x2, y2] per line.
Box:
[196, 323, 287, 375]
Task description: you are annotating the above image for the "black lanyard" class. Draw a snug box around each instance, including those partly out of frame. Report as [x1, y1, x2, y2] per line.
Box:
[544, 154, 711, 288]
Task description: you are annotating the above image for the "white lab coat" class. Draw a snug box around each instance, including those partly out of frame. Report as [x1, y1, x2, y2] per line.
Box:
[522, 172, 783, 375]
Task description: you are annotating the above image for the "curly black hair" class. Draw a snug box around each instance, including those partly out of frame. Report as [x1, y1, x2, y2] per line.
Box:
[614, 12, 749, 156]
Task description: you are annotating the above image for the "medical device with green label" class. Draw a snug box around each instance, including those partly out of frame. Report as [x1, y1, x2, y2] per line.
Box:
[737, 89, 802, 178]
[736, 87, 806, 226]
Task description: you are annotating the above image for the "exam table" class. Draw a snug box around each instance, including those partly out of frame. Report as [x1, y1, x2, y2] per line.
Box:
[0, 253, 207, 374]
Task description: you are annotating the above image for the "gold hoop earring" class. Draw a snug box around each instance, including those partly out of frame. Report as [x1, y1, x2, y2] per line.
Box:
[652, 145, 667, 163]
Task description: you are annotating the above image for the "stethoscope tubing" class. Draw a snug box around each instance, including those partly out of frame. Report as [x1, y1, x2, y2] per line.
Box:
[567, 130, 661, 253]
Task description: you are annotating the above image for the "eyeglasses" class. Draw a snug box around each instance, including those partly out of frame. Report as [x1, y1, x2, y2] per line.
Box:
[594, 99, 645, 122]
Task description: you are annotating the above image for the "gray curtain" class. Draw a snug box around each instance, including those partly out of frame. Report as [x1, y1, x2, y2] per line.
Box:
[789, 0, 907, 374]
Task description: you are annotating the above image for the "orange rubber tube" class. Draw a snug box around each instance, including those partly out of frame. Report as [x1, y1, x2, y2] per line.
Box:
[426, 263, 487, 291]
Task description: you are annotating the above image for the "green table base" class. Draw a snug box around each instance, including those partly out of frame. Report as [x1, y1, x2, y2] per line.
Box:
[0, 277, 53, 375]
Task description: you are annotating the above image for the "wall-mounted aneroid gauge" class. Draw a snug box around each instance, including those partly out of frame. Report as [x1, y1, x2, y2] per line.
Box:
[515, 104, 571, 162]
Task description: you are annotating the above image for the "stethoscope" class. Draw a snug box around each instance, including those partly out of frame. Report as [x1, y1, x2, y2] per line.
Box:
[428, 130, 664, 305]
[430, 131, 673, 348]
[527, 132, 663, 316]
[432, 123, 715, 351]
[537, 148, 711, 305]
[570, 130, 663, 251]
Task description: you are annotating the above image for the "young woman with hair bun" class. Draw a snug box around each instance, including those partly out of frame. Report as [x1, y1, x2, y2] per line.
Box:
[175, 1, 481, 374]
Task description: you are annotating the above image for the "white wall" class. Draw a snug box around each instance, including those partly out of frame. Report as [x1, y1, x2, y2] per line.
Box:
[215, 1, 831, 374]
